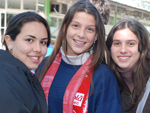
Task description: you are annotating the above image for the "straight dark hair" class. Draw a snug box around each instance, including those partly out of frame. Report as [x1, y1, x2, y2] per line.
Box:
[2, 11, 51, 51]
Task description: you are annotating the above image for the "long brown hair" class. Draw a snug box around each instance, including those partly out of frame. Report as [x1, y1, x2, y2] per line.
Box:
[106, 18, 150, 111]
[37, 0, 109, 86]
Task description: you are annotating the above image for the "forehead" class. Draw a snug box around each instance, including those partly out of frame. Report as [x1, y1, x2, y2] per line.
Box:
[72, 12, 96, 24]
[113, 28, 138, 41]
[15, 22, 48, 40]
[20, 22, 46, 33]
[22, 21, 42, 29]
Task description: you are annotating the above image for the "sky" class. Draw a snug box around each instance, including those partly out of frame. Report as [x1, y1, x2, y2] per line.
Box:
[110, 0, 150, 11]
[110, 0, 140, 8]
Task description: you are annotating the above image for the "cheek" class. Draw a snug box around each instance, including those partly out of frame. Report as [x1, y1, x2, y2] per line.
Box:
[132, 46, 140, 56]
[12, 44, 28, 55]
[20, 46, 32, 55]
[110, 47, 117, 60]
[65, 32, 71, 43]
[111, 52, 116, 61]
[134, 51, 140, 61]
[89, 34, 96, 41]
[66, 27, 74, 37]
[87, 35, 97, 47]
[110, 46, 116, 55]
[42, 47, 47, 56]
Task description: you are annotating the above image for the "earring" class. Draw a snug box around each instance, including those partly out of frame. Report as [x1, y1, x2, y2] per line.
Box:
[8, 46, 12, 51]
[89, 41, 96, 51]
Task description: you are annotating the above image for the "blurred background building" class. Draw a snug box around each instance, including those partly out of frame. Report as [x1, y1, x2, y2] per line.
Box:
[0, 0, 150, 49]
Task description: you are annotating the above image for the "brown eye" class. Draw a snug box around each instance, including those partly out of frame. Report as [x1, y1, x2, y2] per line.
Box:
[114, 42, 120, 45]
[129, 42, 135, 46]
[26, 39, 33, 42]
[113, 41, 120, 46]
[87, 28, 94, 32]
[41, 41, 47, 45]
[72, 24, 79, 28]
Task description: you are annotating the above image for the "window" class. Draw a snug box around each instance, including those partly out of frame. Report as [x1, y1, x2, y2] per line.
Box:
[7, 14, 15, 25]
[7, 0, 20, 9]
[24, 0, 35, 10]
[51, 4, 59, 13]
[108, 16, 115, 25]
[61, 4, 67, 14]
[0, 0, 5, 8]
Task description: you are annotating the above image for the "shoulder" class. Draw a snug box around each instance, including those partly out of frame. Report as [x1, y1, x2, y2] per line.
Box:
[0, 50, 29, 83]
[94, 63, 115, 78]
[0, 60, 33, 98]
[88, 64, 122, 112]
[0, 62, 29, 86]
[0, 51, 31, 89]
[92, 63, 118, 87]
[0, 62, 31, 105]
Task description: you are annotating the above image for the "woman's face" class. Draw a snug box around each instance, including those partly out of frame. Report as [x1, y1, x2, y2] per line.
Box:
[65, 12, 97, 56]
[110, 28, 140, 70]
[6, 22, 48, 70]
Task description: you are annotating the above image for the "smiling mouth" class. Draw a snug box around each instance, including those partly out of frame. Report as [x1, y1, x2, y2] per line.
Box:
[74, 39, 86, 45]
[30, 57, 39, 60]
[119, 57, 129, 60]
[29, 56, 40, 63]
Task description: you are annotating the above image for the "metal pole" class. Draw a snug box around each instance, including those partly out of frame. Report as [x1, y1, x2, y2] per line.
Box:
[115, 5, 117, 24]
[115, 13, 117, 24]
[44, 0, 50, 23]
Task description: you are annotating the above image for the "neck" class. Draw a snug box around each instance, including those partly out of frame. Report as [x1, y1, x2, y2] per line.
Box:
[124, 75, 134, 92]
[60, 47, 92, 65]
[118, 66, 135, 92]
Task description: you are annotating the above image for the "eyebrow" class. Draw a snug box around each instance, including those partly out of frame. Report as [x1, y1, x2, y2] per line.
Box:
[113, 39, 137, 41]
[25, 35, 48, 40]
[71, 21, 95, 27]
[26, 35, 36, 38]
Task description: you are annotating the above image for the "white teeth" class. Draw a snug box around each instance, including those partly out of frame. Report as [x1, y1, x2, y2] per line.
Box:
[31, 57, 38, 60]
[75, 40, 85, 44]
[119, 57, 128, 60]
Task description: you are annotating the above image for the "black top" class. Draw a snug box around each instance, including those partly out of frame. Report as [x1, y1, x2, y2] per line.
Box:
[0, 49, 48, 113]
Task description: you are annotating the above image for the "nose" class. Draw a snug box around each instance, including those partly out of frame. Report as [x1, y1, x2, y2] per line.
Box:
[77, 29, 85, 38]
[120, 44, 127, 54]
[33, 42, 41, 53]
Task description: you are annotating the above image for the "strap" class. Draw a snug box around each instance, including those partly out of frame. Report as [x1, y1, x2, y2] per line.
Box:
[136, 78, 150, 113]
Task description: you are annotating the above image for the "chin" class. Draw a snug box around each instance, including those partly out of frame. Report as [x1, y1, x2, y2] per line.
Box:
[29, 66, 38, 70]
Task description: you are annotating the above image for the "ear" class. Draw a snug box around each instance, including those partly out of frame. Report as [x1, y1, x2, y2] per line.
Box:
[5, 35, 13, 51]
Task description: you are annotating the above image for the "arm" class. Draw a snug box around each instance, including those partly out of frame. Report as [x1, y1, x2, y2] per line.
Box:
[88, 64, 122, 113]
[0, 66, 30, 113]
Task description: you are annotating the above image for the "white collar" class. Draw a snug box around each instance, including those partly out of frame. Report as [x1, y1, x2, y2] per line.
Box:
[60, 47, 92, 65]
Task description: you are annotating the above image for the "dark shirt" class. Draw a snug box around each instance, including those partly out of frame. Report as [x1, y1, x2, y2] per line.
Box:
[44, 59, 122, 113]
[0, 50, 48, 113]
